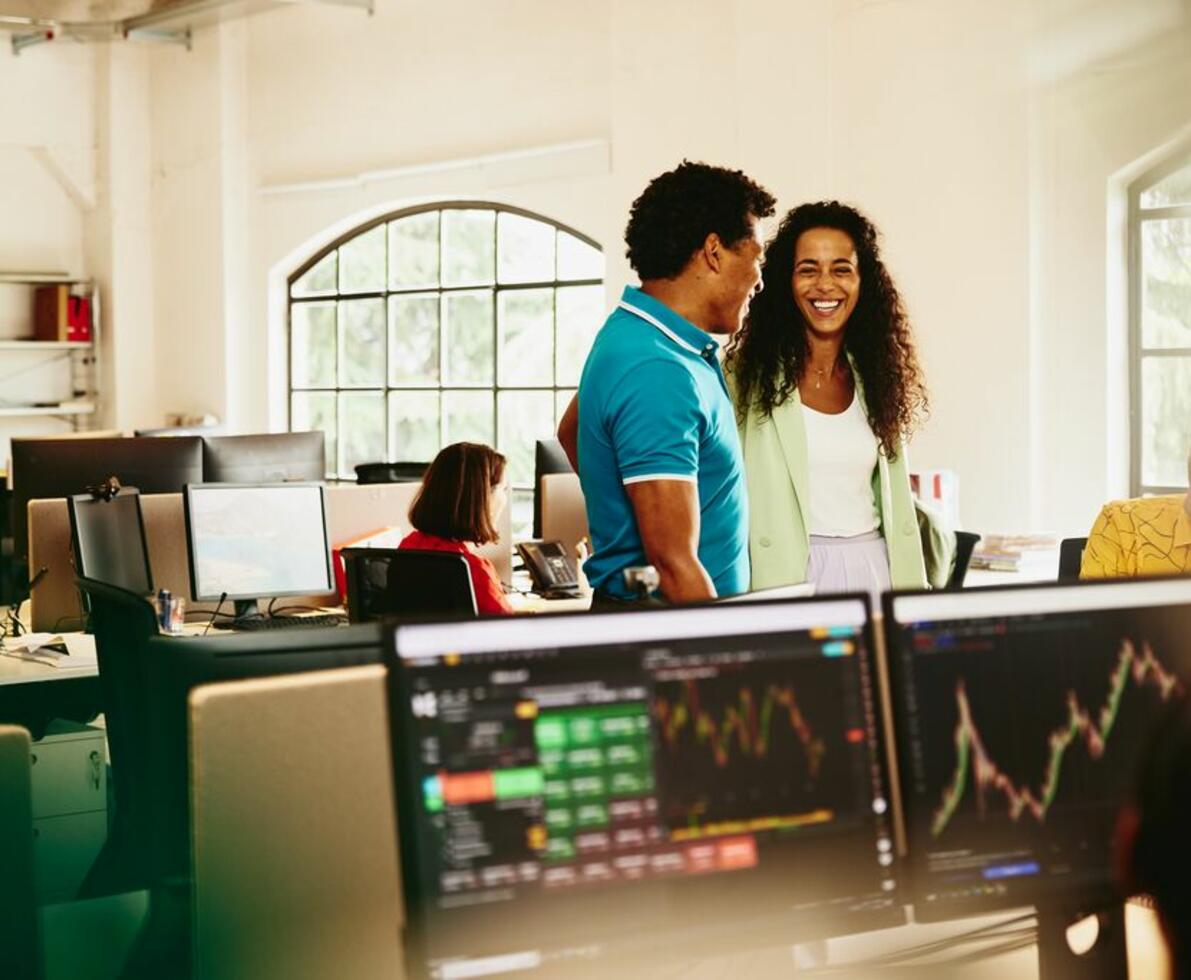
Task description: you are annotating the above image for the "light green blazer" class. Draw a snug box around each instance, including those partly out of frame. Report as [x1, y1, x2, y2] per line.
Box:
[726, 360, 928, 592]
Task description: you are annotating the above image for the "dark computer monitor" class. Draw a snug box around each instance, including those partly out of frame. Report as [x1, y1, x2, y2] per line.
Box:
[884, 577, 1191, 924]
[386, 596, 901, 978]
[184, 482, 334, 619]
[67, 489, 153, 596]
[532, 438, 574, 539]
[10, 436, 203, 566]
[201, 431, 326, 483]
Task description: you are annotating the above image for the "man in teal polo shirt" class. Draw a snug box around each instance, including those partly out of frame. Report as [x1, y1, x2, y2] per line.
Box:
[559, 162, 776, 604]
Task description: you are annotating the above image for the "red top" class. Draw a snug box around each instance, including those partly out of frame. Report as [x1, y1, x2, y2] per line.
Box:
[398, 530, 514, 616]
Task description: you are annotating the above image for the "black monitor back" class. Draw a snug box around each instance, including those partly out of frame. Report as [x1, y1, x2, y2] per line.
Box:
[11, 436, 202, 565]
[140, 622, 384, 881]
[533, 438, 574, 538]
[200, 431, 326, 483]
[68, 490, 154, 596]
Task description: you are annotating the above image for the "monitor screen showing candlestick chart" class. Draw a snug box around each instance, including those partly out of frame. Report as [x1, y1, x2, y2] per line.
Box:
[885, 578, 1191, 920]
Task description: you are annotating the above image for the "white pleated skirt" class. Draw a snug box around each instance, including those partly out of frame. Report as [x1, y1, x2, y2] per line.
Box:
[806, 530, 892, 602]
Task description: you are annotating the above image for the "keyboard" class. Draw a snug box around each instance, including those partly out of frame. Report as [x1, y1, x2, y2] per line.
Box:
[214, 614, 348, 632]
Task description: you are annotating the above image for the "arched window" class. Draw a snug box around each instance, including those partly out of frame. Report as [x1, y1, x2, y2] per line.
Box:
[288, 203, 604, 531]
[1131, 156, 1191, 494]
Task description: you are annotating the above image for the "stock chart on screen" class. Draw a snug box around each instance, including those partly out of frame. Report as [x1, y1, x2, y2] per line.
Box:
[886, 579, 1191, 920]
[387, 599, 900, 978]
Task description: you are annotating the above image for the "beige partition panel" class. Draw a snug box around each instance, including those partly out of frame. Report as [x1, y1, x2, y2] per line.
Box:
[189, 665, 404, 980]
[29, 481, 514, 630]
[541, 473, 589, 560]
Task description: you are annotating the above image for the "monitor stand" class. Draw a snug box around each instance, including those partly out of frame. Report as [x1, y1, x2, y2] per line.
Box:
[233, 598, 261, 620]
[1036, 901, 1127, 980]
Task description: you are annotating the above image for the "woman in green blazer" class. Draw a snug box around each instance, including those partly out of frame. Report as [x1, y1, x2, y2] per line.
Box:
[725, 202, 930, 595]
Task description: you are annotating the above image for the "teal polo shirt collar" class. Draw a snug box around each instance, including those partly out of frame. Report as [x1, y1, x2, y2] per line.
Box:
[618, 286, 720, 362]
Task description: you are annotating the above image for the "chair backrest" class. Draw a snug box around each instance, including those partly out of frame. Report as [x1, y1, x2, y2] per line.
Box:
[0, 725, 39, 980]
[74, 577, 161, 888]
[189, 666, 403, 979]
[949, 531, 982, 588]
[1058, 536, 1088, 581]
[354, 461, 429, 484]
[344, 548, 477, 620]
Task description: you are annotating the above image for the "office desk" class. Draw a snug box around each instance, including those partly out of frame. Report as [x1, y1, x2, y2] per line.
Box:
[0, 650, 100, 737]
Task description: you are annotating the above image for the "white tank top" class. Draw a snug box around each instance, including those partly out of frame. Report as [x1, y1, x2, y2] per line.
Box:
[801, 393, 880, 537]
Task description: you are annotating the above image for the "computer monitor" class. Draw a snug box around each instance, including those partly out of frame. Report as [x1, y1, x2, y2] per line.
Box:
[201, 431, 326, 483]
[183, 482, 334, 619]
[533, 438, 573, 539]
[10, 435, 202, 565]
[386, 597, 901, 978]
[67, 489, 153, 596]
[884, 577, 1191, 923]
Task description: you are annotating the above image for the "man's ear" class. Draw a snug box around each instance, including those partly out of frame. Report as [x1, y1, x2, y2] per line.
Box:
[702, 232, 724, 274]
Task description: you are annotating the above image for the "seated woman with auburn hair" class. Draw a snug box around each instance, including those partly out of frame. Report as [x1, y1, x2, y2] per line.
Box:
[400, 442, 513, 616]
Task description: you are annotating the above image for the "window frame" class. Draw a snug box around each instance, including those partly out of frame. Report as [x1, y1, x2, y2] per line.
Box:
[285, 201, 602, 489]
[1128, 152, 1191, 496]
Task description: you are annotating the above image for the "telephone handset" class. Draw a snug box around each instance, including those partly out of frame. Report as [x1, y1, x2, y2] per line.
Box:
[516, 540, 580, 597]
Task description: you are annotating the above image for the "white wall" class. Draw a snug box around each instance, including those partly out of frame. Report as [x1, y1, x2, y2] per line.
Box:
[4, 0, 1190, 535]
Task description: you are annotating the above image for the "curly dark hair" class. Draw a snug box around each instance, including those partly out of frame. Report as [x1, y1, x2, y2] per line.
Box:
[725, 201, 928, 459]
[625, 161, 776, 280]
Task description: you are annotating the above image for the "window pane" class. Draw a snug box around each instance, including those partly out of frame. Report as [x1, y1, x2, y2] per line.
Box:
[338, 392, 386, 477]
[498, 288, 553, 386]
[291, 302, 336, 388]
[441, 210, 495, 287]
[291, 392, 336, 477]
[339, 299, 386, 387]
[510, 489, 533, 543]
[389, 295, 439, 385]
[1141, 218, 1191, 349]
[556, 389, 576, 427]
[555, 285, 604, 386]
[291, 252, 338, 297]
[443, 290, 494, 385]
[338, 225, 386, 293]
[497, 390, 555, 488]
[389, 391, 440, 462]
[1141, 355, 1191, 487]
[390, 212, 439, 290]
[557, 231, 603, 281]
[443, 390, 494, 446]
[498, 212, 556, 284]
[1141, 164, 1191, 209]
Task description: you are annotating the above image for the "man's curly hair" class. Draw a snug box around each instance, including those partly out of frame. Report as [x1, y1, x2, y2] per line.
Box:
[725, 201, 928, 460]
[625, 161, 776, 280]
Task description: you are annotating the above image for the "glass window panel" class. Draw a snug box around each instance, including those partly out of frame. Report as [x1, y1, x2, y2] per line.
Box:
[555, 285, 605, 386]
[498, 288, 554, 386]
[441, 210, 495, 287]
[1141, 163, 1191, 209]
[291, 392, 337, 478]
[390, 212, 440, 290]
[1141, 218, 1191, 350]
[1141, 355, 1191, 487]
[388, 295, 439, 385]
[497, 212, 556, 284]
[338, 392, 387, 478]
[388, 391, 440, 462]
[339, 299, 386, 387]
[556, 389, 576, 427]
[443, 290, 494, 385]
[291, 252, 338, 297]
[443, 391, 494, 447]
[338, 225, 386, 293]
[291, 302, 336, 388]
[510, 489, 533, 543]
[557, 231, 603, 281]
[497, 390, 555, 488]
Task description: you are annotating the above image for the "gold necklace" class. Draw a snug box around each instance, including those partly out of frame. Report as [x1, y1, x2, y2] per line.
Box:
[810, 362, 833, 390]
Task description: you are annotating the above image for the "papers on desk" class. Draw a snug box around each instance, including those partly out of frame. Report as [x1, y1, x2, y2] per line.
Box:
[1, 632, 98, 668]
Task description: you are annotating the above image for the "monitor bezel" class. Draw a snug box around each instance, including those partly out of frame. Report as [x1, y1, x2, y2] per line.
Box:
[67, 487, 155, 596]
[183, 481, 334, 603]
[882, 575, 1191, 922]
[384, 594, 906, 978]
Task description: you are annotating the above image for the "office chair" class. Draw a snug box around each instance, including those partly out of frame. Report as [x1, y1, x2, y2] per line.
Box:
[354, 461, 430, 484]
[949, 531, 982, 588]
[344, 548, 477, 620]
[74, 577, 163, 896]
[0, 725, 39, 979]
[1058, 536, 1087, 581]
